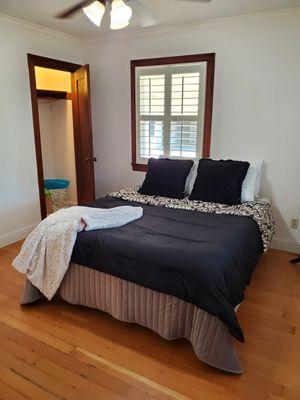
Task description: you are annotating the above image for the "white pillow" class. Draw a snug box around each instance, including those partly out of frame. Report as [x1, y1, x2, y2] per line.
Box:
[185, 161, 198, 195]
[241, 161, 262, 202]
[254, 161, 262, 197]
[185, 159, 262, 201]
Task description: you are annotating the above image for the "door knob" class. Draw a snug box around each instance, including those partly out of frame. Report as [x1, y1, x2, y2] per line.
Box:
[85, 156, 97, 162]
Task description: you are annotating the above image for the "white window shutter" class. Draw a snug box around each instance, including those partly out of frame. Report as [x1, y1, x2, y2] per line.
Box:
[136, 63, 206, 164]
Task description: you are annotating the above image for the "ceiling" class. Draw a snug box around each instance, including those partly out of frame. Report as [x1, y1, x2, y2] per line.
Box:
[0, 0, 299, 38]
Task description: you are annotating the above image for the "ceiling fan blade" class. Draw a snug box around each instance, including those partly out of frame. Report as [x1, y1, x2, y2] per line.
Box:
[55, 0, 95, 19]
[131, 0, 161, 28]
[171, 0, 211, 2]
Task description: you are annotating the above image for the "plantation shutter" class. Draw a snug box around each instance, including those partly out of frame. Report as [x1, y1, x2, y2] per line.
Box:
[136, 63, 207, 164]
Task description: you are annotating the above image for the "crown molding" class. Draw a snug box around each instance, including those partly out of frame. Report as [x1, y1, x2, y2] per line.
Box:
[1, 6, 300, 46]
[83, 6, 300, 44]
[0, 13, 82, 44]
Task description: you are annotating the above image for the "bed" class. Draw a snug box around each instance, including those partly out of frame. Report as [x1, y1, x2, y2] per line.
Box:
[21, 187, 274, 374]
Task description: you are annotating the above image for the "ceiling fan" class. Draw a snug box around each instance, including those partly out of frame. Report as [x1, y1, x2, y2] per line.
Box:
[56, 0, 211, 31]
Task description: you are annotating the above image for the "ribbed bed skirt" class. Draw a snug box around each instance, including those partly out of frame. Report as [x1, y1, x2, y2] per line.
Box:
[21, 263, 242, 373]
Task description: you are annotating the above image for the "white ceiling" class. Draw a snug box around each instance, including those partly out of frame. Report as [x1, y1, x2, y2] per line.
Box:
[0, 0, 299, 38]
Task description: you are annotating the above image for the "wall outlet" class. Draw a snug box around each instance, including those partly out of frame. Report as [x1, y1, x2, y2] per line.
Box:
[291, 218, 299, 230]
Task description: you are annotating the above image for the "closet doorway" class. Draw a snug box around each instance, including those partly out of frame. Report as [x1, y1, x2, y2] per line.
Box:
[28, 54, 96, 219]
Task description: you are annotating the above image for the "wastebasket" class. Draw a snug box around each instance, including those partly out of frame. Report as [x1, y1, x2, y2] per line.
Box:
[44, 179, 70, 213]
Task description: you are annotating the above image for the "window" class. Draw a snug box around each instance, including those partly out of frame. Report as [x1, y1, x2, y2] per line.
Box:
[131, 54, 215, 171]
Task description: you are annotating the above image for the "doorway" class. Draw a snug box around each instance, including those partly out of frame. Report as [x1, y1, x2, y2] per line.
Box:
[27, 54, 96, 220]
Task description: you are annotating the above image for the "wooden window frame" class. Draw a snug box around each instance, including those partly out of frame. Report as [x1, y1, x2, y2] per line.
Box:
[131, 53, 215, 172]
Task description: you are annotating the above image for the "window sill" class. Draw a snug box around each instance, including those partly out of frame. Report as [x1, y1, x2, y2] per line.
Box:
[132, 163, 147, 172]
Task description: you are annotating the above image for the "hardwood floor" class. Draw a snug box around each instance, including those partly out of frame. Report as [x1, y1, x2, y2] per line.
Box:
[0, 242, 299, 400]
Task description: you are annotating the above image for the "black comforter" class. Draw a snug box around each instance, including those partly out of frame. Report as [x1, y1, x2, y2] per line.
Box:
[71, 196, 262, 341]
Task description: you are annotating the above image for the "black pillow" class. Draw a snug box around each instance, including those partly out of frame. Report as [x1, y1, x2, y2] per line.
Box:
[189, 158, 250, 205]
[139, 158, 194, 199]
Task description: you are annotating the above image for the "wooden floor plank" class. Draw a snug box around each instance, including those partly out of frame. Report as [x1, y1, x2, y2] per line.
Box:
[0, 241, 300, 400]
[0, 363, 60, 400]
[0, 324, 159, 400]
[0, 378, 29, 400]
[0, 337, 126, 400]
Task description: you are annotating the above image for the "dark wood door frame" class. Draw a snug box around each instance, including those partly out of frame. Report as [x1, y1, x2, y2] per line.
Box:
[27, 53, 93, 220]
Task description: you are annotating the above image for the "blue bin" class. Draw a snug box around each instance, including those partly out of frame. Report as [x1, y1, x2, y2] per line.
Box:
[44, 179, 70, 190]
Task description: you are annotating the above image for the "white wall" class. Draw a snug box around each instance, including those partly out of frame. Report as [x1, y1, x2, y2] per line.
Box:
[51, 101, 78, 205]
[1, 9, 300, 252]
[38, 101, 56, 178]
[39, 100, 77, 204]
[82, 9, 300, 252]
[0, 16, 82, 247]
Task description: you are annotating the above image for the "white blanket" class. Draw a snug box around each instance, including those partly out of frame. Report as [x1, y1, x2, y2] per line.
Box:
[13, 206, 143, 300]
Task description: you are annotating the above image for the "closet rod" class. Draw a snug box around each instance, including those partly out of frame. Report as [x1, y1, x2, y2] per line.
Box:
[36, 89, 71, 100]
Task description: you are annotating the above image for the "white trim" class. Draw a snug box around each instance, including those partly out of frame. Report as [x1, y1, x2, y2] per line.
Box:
[0, 13, 82, 43]
[84, 6, 300, 43]
[0, 6, 299, 44]
[0, 223, 38, 249]
[271, 236, 300, 254]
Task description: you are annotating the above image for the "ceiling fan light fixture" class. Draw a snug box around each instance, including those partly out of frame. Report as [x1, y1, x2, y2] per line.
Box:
[83, 1, 105, 27]
[110, 19, 129, 30]
[110, 0, 132, 29]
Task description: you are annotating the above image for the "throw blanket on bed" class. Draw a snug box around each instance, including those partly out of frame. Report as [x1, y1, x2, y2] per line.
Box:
[12, 205, 143, 300]
[110, 187, 274, 253]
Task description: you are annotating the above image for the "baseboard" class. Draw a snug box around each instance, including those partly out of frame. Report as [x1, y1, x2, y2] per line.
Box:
[0, 223, 37, 248]
[271, 236, 300, 254]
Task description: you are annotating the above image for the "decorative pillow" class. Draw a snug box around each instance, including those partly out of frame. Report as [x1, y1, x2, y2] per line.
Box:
[241, 161, 262, 202]
[189, 158, 250, 205]
[186, 159, 262, 201]
[139, 158, 194, 199]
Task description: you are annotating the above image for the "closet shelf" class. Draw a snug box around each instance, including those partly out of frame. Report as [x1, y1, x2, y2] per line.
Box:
[36, 89, 71, 100]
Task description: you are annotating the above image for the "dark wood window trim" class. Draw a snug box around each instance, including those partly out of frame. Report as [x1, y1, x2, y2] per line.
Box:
[131, 53, 215, 172]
